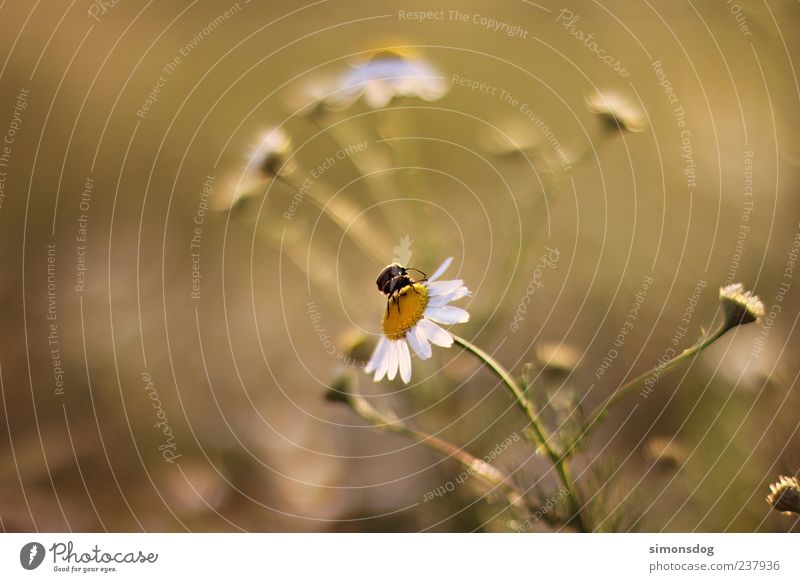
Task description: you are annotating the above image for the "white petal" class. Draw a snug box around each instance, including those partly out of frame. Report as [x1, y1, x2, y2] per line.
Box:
[427, 280, 464, 295]
[444, 286, 471, 302]
[425, 305, 470, 324]
[365, 336, 389, 373]
[375, 340, 392, 381]
[418, 319, 453, 348]
[398, 340, 412, 383]
[427, 286, 470, 307]
[406, 325, 432, 360]
[419, 78, 448, 101]
[387, 340, 400, 381]
[427, 257, 453, 283]
[364, 82, 392, 108]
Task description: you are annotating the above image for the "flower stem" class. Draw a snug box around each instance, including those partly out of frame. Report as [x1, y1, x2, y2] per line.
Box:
[583, 325, 729, 436]
[346, 391, 529, 513]
[275, 174, 391, 264]
[451, 334, 589, 532]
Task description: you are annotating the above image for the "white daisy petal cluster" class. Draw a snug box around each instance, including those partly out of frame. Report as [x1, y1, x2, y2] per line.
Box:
[328, 51, 449, 110]
[365, 257, 469, 384]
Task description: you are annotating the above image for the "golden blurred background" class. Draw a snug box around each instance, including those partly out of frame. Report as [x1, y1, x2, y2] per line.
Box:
[0, 0, 798, 531]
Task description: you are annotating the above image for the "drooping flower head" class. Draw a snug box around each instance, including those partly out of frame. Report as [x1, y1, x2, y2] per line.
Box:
[247, 126, 294, 179]
[217, 126, 295, 211]
[719, 283, 765, 330]
[585, 90, 648, 133]
[326, 49, 449, 110]
[365, 257, 469, 384]
[643, 436, 688, 470]
[766, 475, 800, 516]
[480, 118, 544, 158]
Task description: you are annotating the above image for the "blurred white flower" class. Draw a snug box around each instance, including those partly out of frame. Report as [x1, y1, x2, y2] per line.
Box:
[326, 50, 449, 110]
[246, 126, 294, 179]
[217, 126, 295, 211]
[365, 257, 469, 384]
[585, 90, 648, 133]
[480, 119, 544, 157]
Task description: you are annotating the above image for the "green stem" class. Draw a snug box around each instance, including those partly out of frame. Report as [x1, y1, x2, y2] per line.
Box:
[567, 128, 614, 171]
[451, 334, 588, 532]
[347, 393, 529, 513]
[275, 173, 390, 265]
[583, 325, 729, 435]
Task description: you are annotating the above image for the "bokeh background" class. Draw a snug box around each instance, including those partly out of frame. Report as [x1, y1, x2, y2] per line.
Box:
[0, 0, 798, 532]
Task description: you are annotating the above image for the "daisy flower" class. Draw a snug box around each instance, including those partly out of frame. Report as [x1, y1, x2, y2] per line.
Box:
[585, 90, 648, 133]
[326, 50, 449, 110]
[719, 283, 765, 330]
[246, 126, 295, 180]
[364, 257, 469, 384]
[216, 126, 295, 211]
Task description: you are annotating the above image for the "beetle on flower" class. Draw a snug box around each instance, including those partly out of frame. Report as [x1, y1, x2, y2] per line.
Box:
[365, 257, 470, 384]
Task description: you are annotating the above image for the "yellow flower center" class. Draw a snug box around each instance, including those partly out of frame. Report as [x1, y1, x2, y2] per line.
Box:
[382, 283, 428, 340]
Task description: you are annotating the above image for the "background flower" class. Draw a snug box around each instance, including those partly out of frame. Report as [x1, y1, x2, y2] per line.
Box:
[325, 50, 449, 109]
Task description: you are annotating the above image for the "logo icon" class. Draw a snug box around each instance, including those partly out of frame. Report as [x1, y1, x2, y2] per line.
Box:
[392, 235, 413, 265]
[20, 542, 45, 570]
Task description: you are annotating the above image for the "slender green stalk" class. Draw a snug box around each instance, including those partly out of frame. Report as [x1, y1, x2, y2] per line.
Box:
[275, 173, 391, 264]
[346, 392, 529, 512]
[451, 335, 546, 441]
[451, 334, 588, 532]
[308, 116, 401, 205]
[583, 325, 729, 435]
[566, 129, 614, 171]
